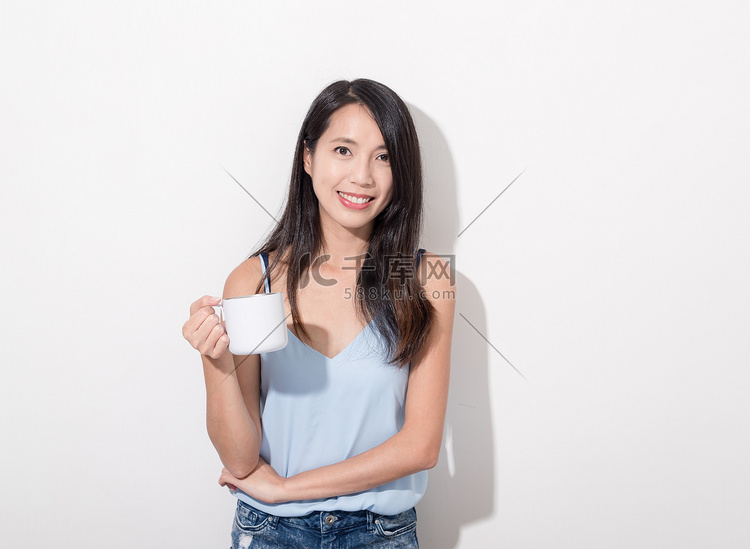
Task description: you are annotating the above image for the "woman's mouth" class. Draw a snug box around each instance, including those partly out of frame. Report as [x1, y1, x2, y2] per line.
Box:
[337, 191, 374, 209]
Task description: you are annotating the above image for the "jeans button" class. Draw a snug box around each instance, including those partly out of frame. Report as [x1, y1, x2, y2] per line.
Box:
[325, 515, 336, 526]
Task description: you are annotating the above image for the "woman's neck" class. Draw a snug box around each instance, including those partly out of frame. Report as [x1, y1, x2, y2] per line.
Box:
[317, 219, 373, 272]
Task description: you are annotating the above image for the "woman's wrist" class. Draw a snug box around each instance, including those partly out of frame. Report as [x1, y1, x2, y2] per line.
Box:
[202, 348, 233, 370]
[275, 475, 293, 504]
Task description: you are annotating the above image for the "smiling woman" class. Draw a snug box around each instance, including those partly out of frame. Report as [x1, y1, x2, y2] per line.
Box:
[304, 103, 394, 233]
[182, 79, 455, 548]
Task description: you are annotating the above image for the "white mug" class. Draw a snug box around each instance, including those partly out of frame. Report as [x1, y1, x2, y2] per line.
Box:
[216, 293, 288, 355]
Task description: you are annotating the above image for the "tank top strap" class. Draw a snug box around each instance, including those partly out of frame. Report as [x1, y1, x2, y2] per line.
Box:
[415, 248, 426, 269]
[259, 252, 271, 294]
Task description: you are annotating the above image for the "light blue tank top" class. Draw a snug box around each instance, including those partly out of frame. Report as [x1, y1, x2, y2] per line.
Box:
[233, 251, 428, 517]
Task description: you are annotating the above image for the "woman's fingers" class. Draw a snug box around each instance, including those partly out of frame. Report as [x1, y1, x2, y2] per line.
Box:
[218, 468, 238, 492]
[182, 307, 215, 343]
[198, 308, 221, 332]
[183, 295, 230, 358]
[182, 299, 217, 337]
[189, 295, 221, 317]
[212, 332, 230, 359]
[201, 321, 229, 358]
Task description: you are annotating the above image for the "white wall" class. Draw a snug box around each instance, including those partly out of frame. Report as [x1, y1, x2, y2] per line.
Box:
[2, 1, 749, 547]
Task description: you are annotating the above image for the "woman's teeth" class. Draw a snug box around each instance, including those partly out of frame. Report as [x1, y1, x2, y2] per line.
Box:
[338, 192, 373, 204]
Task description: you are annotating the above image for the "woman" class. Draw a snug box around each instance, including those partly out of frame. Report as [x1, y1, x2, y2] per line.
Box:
[183, 79, 455, 547]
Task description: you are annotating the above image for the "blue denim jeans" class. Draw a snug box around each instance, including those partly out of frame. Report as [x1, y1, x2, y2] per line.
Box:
[230, 500, 419, 548]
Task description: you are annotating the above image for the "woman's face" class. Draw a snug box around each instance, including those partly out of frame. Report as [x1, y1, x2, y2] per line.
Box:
[304, 103, 394, 238]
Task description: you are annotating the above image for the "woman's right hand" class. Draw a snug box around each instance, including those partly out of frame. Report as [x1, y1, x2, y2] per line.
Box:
[182, 295, 230, 359]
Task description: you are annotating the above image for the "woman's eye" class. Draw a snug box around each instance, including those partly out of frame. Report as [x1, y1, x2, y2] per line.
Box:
[378, 153, 390, 162]
[334, 146, 351, 156]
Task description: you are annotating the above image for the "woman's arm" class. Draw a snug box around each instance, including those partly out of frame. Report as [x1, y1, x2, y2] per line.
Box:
[219, 252, 455, 503]
[183, 259, 265, 479]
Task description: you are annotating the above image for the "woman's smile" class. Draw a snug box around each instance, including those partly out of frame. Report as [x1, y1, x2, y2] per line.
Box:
[337, 191, 374, 208]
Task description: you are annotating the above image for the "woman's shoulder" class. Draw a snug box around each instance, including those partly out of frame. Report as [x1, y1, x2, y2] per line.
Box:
[223, 254, 266, 299]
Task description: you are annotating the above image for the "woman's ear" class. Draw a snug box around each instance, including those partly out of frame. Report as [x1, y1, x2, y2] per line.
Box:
[303, 142, 312, 176]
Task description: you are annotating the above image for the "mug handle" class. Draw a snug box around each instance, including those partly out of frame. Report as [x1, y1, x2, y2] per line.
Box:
[212, 300, 224, 323]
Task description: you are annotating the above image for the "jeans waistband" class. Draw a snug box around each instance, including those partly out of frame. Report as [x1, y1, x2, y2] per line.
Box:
[237, 500, 416, 534]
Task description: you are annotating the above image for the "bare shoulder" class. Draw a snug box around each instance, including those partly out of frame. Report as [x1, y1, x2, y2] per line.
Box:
[223, 255, 265, 299]
[418, 251, 457, 305]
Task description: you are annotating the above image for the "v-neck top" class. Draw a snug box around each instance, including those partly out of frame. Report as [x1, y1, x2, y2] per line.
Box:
[232, 250, 428, 517]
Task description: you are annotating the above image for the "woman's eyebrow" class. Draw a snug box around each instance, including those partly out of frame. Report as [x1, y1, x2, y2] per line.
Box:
[329, 136, 387, 150]
[329, 136, 357, 144]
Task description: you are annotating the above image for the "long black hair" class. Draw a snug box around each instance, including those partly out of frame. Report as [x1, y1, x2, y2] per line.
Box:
[253, 79, 434, 366]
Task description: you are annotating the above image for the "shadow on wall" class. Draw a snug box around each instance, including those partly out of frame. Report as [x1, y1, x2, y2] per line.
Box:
[410, 105, 495, 548]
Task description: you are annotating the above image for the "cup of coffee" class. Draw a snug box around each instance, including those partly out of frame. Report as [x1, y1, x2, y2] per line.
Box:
[216, 293, 288, 355]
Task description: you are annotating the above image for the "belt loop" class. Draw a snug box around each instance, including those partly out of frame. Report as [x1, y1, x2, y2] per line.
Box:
[366, 510, 377, 532]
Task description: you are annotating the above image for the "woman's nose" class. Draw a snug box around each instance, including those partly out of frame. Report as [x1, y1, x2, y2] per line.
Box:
[350, 157, 374, 187]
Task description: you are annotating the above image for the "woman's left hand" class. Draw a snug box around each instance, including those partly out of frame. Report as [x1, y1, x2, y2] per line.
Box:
[218, 458, 288, 504]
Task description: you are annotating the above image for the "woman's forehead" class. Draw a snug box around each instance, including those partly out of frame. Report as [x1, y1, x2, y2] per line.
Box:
[323, 104, 384, 144]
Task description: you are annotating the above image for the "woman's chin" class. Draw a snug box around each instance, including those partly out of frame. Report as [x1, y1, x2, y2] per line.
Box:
[317, 209, 376, 234]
